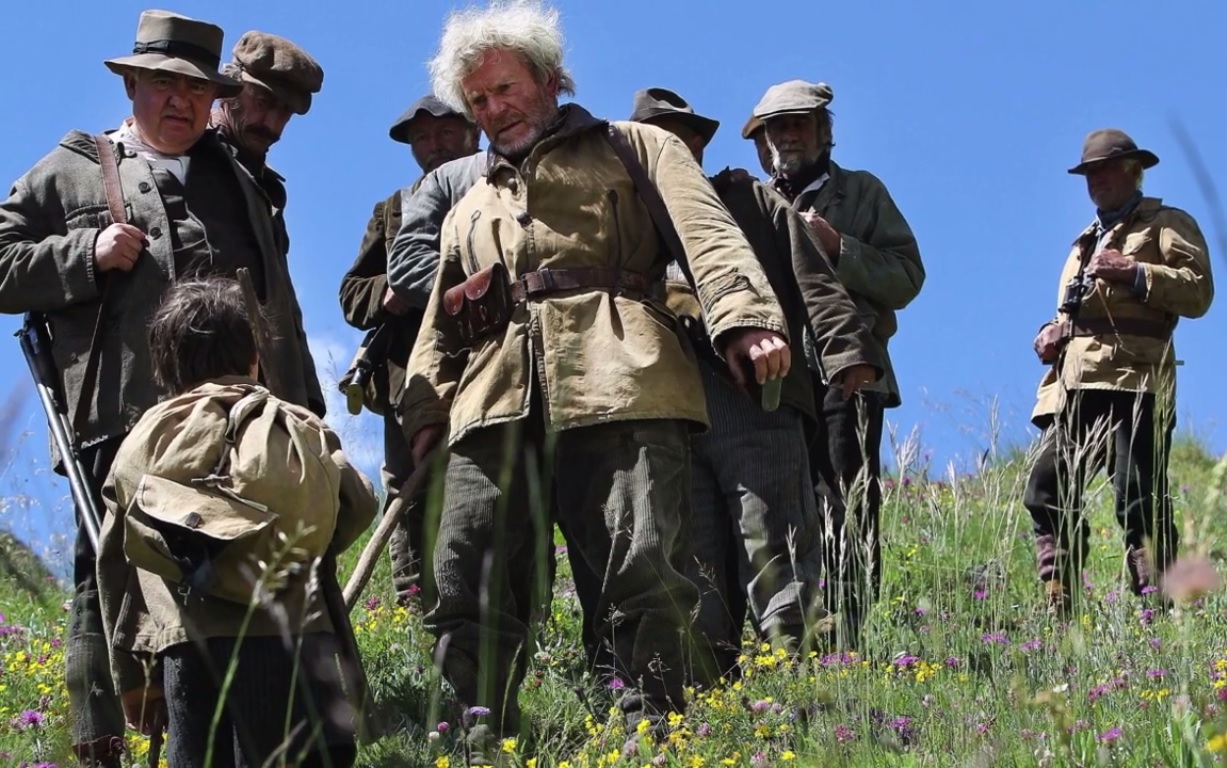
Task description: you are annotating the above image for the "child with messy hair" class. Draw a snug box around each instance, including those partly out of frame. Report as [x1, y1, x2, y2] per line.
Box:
[96, 275, 377, 767]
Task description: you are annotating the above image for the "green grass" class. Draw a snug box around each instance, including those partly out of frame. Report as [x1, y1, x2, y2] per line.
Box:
[3, 433, 1227, 767]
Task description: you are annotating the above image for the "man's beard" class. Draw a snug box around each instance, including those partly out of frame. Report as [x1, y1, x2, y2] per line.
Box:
[489, 99, 559, 161]
[771, 145, 815, 176]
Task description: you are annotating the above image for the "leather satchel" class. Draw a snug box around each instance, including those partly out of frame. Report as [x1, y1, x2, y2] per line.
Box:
[443, 261, 515, 344]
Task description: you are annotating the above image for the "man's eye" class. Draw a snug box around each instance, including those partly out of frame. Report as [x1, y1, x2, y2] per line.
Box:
[189, 82, 210, 95]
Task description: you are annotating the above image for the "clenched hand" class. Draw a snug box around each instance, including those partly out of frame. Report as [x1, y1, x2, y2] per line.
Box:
[1087, 248, 1137, 284]
[722, 328, 790, 389]
[93, 223, 146, 273]
[1033, 322, 1065, 364]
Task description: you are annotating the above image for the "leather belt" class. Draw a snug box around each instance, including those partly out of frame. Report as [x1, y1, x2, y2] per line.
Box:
[510, 267, 651, 302]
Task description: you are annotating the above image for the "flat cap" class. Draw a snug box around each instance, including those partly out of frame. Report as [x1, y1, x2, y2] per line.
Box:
[232, 30, 323, 115]
[389, 95, 472, 144]
[752, 79, 834, 121]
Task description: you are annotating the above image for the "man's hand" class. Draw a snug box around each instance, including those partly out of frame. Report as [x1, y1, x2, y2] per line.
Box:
[722, 329, 790, 390]
[726, 167, 758, 183]
[836, 364, 878, 401]
[93, 223, 146, 273]
[411, 424, 444, 465]
[121, 685, 164, 736]
[1087, 248, 1138, 284]
[382, 285, 411, 316]
[800, 211, 842, 261]
[1033, 322, 1065, 364]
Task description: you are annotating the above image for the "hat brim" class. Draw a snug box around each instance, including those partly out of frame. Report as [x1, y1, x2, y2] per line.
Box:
[238, 72, 311, 115]
[635, 109, 720, 146]
[754, 105, 827, 122]
[105, 54, 243, 98]
[388, 107, 469, 145]
[1067, 148, 1160, 175]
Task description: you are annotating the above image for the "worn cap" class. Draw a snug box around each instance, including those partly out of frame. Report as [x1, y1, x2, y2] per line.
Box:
[1067, 128, 1160, 175]
[104, 9, 242, 96]
[388, 95, 472, 144]
[231, 31, 323, 115]
[752, 79, 834, 121]
[741, 113, 764, 140]
[628, 87, 720, 146]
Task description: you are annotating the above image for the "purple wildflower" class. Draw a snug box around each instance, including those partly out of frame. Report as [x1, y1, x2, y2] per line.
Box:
[10, 710, 46, 731]
[608, 677, 626, 690]
[751, 699, 771, 714]
[437, 721, 450, 733]
[465, 706, 491, 717]
[1098, 727, 1123, 743]
[834, 724, 857, 744]
[1019, 639, 1043, 652]
[1146, 668, 1168, 679]
[696, 723, 712, 737]
[980, 631, 1008, 645]
[364, 595, 381, 611]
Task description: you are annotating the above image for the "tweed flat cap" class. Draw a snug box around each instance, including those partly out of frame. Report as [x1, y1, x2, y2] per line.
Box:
[232, 30, 323, 115]
[752, 80, 834, 121]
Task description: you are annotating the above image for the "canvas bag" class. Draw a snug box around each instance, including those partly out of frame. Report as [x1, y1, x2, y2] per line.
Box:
[123, 388, 343, 604]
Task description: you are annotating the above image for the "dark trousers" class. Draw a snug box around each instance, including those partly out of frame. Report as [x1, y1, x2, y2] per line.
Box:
[687, 366, 825, 685]
[382, 409, 429, 605]
[68, 437, 126, 764]
[808, 380, 885, 637]
[425, 413, 698, 753]
[1023, 389, 1176, 595]
[161, 634, 356, 768]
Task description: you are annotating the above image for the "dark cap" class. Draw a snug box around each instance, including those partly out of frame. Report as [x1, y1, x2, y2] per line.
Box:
[752, 79, 834, 121]
[1067, 128, 1160, 175]
[104, 9, 242, 97]
[389, 95, 473, 145]
[628, 87, 720, 146]
[231, 30, 323, 115]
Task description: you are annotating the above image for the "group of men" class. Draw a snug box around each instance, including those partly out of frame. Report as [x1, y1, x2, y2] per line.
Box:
[0, 2, 1212, 766]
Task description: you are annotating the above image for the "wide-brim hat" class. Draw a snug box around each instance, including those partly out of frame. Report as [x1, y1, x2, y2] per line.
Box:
[1067, 128, 1160, 174]
[389, 95, 472, 144]
[752, 79, 834, 121]
[628, 87, 719, 146]
[104, 9, 242, 97]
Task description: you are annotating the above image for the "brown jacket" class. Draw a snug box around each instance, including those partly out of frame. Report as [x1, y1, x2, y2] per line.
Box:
[775, 161, 923, 407]
[669, 170, 879, 423]
[338, 181, 425, 411]
[1031, 197, 1213, 422]
[98, 378, 377, 695]
[0, 129, 325, 445]
[402, 106, 787, 444]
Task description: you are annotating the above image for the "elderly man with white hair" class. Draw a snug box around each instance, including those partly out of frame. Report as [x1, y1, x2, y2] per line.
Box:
[400, 0, 792, 759]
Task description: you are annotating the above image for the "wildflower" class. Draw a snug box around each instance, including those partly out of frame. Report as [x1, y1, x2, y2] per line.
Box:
[751, 699, 771, 714]
[364, 595, 381, 611]
[834, 724, 856, 744]
[427, 731, 440, 742]
[608, 677, 626, 690]
[1146, 668, 1168, 679]
[980, 632, 1008, 645]
[944, 656, 961, 669]
[696, 723, 712, 738]
[1162, 556, 1223, 604]
[1208, 733, 1227, 753]
[1098, 727, 1123, 743]
[466, 706, 491, 718]
[1149, 637, 1162, 650]
[437, 721, 450, 733]
[501, 738, 517, 753]
[781, 752, 797, 761]
[435, 757, 450, 768]
[1019, 639, 1043, 652]
[10, 709, 46, 731]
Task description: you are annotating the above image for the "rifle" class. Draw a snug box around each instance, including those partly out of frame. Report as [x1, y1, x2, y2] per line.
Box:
[339, 323, 394, 416]
[17, 312, 103, 552]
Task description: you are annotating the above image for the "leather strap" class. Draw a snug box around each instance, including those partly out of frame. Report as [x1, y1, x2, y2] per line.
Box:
[1069, 316, 1172, 340]
[601, 124, 697, 292]
[72, 135, 126, 438]
[510, 267, 650, 302]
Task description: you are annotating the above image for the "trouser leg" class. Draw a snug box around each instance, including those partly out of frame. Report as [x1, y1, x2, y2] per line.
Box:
[554, 419, 699, 729]
[69, 437, 126, 766]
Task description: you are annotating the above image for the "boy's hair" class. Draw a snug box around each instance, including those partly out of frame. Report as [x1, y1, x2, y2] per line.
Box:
[148, 276, 260, 393]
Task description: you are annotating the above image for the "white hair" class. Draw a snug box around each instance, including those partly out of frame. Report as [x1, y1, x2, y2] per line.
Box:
[428, 0, 576, 117]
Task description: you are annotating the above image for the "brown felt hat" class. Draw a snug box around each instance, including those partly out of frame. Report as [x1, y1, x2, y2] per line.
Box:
[1068, 128, 1160, 175]
[388, 95, 472, 144]
[104, 9, 242, 97]
[752, 79, 834, 121]
[628, 87, 720, 146]
[231, 30, 323, 115]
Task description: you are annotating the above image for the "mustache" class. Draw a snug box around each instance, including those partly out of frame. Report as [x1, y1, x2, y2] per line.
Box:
[244, 125, 280, 143]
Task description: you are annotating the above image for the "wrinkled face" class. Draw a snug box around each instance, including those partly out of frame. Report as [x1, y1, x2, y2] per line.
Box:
[649, 117, 705, 165]
[408, 114, 479, 173]
[221, 84, 295, 160]
[750, 128, 774, 176]
[461, 48, 559, 158]
[1085, 158, 1139, 211]
[764, 112, 829, 176]
[125, 69, 218, 154]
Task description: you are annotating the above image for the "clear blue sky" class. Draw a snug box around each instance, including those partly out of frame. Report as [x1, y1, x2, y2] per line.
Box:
[2, 1, 1225, 569]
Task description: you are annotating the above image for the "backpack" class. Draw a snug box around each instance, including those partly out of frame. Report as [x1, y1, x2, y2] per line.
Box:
[122, 387, 342, 604]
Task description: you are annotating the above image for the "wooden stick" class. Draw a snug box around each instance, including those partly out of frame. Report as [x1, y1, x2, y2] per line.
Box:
[235, 268, 285, 396]
[343, 453, 437, 611]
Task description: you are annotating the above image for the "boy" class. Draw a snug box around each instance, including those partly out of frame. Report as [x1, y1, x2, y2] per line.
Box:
[97, 276, 378, 767]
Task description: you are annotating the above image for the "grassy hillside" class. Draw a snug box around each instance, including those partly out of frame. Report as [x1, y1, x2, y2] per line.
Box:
[2, 434, 1226, 767]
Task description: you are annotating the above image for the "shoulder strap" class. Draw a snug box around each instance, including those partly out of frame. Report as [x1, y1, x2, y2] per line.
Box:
[71, 135, 127, 438]
[601, 124, 698, 292]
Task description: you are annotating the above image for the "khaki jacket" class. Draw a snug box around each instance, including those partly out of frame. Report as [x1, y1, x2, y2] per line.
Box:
[402, 106, 787, 444]
[98, 378, 376, 695]
[0, 129, 325, 446]
[776, 162, 923, 407]
[1031, 197, 1213, 422]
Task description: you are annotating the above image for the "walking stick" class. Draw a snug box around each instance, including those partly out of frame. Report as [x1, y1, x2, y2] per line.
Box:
[342, 452, 438, 611]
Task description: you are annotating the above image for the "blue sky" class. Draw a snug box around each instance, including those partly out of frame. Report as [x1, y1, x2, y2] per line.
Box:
[1, 1, 1225, 569]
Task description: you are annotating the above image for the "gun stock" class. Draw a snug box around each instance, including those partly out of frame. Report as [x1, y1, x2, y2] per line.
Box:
[16, 313, 103, 553]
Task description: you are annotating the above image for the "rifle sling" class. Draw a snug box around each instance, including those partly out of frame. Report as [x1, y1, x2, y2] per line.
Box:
[72, 135, 127, 439]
